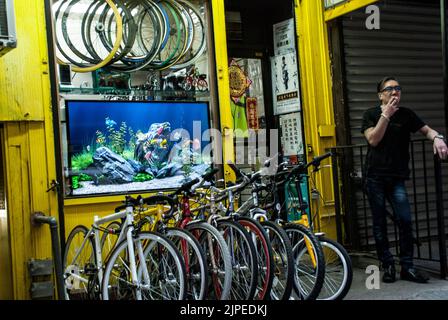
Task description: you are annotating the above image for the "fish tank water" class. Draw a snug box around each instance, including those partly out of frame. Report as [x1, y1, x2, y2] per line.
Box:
[64, 100, 212, 197]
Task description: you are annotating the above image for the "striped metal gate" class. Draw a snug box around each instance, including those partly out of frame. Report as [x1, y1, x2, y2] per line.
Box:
[332, 0, 448, 275]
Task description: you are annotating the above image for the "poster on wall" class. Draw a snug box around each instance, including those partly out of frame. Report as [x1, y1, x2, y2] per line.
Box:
[273, 18, 296, 55]
[279, 112, 304, 157]
[271, 52, 301, 115]
[246, 97, 259, 130]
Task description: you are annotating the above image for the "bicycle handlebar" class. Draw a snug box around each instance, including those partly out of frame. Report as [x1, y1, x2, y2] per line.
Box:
[173, 177, 200, 195]
[142, 194, 176, 219]
[305, 152, 333, 169]
[114, 195, 143, 213]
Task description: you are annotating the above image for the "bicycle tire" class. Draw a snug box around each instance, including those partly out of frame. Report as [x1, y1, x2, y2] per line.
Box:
[185, 221, 232, 300]
[164, 227, 208, 300]
[63, 225, 97, 300]
[102, 231, 187, 300]
[54, 0, 123, 73]
[237, 216, 274, 300]
[317, 237, 353, 300]
[283, 223, 325, 300]
[148, 0, 184, 69]
[216, 219, 258, 300]
[87, 0, 137, 65]
[170, 0, 207, 69]
[261, 220, 294, 300]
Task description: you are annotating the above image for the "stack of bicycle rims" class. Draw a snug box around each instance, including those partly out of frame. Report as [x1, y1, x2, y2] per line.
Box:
[53, 0, 207, 73]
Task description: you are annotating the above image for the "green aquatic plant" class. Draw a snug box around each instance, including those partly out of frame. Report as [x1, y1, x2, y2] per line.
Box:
[122, 149, 134, 161]
[71, 175, 80, 189]
[104, 117, 131, 155]
[133, 173, 154, 182]
[79, 173, 93, 181]
[71, 149, 93, 172]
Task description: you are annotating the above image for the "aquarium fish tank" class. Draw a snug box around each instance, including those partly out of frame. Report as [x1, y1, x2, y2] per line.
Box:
[64, 100, 212, 197]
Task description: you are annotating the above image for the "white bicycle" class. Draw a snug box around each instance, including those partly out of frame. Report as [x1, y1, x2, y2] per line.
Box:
[63, 195, 187, 300]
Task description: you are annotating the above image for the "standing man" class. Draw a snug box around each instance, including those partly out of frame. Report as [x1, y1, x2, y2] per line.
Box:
[361, 76, 448, 283]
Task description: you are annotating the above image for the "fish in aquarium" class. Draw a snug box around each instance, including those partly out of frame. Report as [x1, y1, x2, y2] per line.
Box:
[70, 117, 209, 195]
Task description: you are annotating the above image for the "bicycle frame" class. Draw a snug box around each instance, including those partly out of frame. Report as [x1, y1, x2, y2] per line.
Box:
[66, 200, 146, 300]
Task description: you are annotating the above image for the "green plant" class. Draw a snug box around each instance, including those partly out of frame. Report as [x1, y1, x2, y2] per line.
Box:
[79, 173, 93, 181]
[133, 173, 154, 182]
[71, 176, 80, 189]
[71, 150, 93, 172]
[105, 117, 129, 155]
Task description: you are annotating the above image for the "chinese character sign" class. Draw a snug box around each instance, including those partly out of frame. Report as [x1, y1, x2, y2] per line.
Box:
[279, 112, 304, 157]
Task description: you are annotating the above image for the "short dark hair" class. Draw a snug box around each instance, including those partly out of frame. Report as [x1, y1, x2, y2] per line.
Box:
[377, 76, 398, 93]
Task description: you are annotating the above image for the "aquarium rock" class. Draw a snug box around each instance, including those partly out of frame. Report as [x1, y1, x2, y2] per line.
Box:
[93, 147, 136, 184]
[155, 163, 184, 178]
[134, 122, 173, 175]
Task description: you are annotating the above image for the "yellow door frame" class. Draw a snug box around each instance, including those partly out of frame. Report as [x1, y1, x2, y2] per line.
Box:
[293, 0, 379, 237]
[211, 0, 236, 182]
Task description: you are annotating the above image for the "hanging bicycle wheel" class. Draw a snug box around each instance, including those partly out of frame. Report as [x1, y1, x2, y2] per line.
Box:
[53, 0, 123, 73]
[170, 0, 207, 69]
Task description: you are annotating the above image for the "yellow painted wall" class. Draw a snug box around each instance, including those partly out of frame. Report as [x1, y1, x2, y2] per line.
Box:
[0, 0, 59, 299]
[0, 0, 50, 121]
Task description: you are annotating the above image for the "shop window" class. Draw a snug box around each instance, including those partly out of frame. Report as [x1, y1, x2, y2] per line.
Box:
[52, 0, 216, 197]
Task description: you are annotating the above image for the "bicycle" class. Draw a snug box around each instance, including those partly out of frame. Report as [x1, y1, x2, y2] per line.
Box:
[180, 66, 208, 91]
[136, 171, 233, 300]
[63, 195, 187, 300]
[262, 153, 353, 300]
[100, 193, 209, 300]
[184, 172, 264, 300]
[225, 161, 294, 301]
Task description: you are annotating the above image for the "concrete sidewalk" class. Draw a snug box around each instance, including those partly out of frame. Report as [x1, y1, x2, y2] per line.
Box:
[344, 254, 448, 300]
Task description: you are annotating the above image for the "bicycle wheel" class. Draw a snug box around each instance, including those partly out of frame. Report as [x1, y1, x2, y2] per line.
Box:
[102, 231, 187, 300]
[185, 221, 232, 300]
[53, 0, 123, 73]
[261, 220, 294, 300]
[216, 219, 258, 300]
[317, 237, 353, 300]
[237, 216, 274, 300]
[164, 227, 208, 300]
[283, 223, 325, 300]
[63, 225, 97, 300]
[171, 0, 207, 69]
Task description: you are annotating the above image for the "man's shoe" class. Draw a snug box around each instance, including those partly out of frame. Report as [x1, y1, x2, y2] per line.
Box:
[382, 265, 396, 283]
[400, 268, 429, 283]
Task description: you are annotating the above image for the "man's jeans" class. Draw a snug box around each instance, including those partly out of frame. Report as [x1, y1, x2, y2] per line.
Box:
[365, 176, 414, 270]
